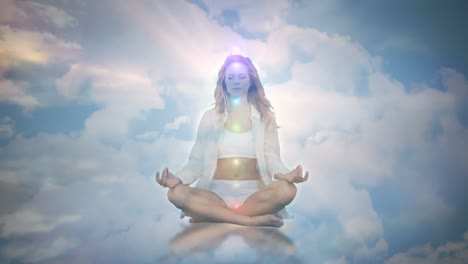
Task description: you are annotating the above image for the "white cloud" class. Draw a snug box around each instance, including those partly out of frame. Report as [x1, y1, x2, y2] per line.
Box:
[439, 68, 468, 98]
[0, 130, 179, 262]
[1, 0, 467, 263]
[0, 25, 80, 68]
[22, 1, 78, 28]
[293, 175, 385, 246]
[35, 0, 468, 257]
[112, 0, 252, 111]
[270, 63, 462, 246]
[202, 0, 291, 33]
[0, 209, 80, 237]
[136, 131, 159, 140]
[0, 116, 14, 137]
[385, 230, 468, 264]
[0, 0, 78, 29]
[246, 18, 467, 252]
[0, 133, 138, 186]
[0, 79, 39, 111]
[0, 0, 29, 25]
[2, 236, 80, 263]
[56, 63, 164, 142]
[0, 23, 80, 111]
[164, 116, 191, 132]
[324, 257, 349, 264]
[55, 64, 87, 98]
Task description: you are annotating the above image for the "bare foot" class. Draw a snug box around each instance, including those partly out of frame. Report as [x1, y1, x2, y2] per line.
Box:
[251, 214, 283, 227]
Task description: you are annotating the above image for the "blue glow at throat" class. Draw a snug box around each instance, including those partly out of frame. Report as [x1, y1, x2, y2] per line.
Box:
[231, 97, 241, 105]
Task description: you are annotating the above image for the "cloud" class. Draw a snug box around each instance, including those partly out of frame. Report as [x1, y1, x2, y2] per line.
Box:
[1, 0, 467, 263]
[0, 210, 80, 237]
[2, 235, 80, 263]
[0, 79, 39, 110]
[0, 133, 137, 187]
[385, 230, 468, 264]
[0, 23, 80, 110]
[22, 1, 78, 28]
[0, 25, 80, 68]
[135, 131, 159, 140]
[0, 130, 180, 262]
[202, 0, 291, 34]
[0, 123, 14, 137]
[440, 68, 468, 98]
[0, 0, 29, 26]
[0, 0, 78, 29]
[164, 116, 191, 132]
[56, 63, 164, 142]
[271, 62, 464, 247]
[284, 0, 468, 73]
[111, 0, 252, 111]
[439, 68, 468, 128]
[245, 17, 467, 254]
[0, 116, 14, 137]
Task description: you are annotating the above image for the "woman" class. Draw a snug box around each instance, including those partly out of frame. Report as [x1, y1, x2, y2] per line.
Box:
[156, 55, 309, 227]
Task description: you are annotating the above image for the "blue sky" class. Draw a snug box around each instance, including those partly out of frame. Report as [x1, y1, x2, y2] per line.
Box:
[1, 0, 467, 263]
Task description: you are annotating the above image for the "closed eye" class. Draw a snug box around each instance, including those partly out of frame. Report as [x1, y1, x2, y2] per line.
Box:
[227, 75, 247, 79]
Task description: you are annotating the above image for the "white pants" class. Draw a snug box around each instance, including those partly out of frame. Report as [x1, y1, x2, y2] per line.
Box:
[208, 179, 260, 209]
[179, 179, 260, 219]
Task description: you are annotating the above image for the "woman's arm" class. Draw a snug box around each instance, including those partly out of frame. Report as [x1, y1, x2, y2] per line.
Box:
[263, 116, 309, 185]
[174, 111, 209, 185]
[263, 116, 290, 179]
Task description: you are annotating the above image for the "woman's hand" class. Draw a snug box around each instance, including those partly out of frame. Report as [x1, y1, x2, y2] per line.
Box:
[274, 165, 309, 184]
[155, 167, 182, 189]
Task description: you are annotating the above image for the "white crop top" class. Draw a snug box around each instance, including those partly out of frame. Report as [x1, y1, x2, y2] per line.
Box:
[217, 128, 256, 159]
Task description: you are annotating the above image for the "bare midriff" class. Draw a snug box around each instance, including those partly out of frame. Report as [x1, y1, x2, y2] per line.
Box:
[214, 106, 259, 180]
[213, 158, 261, 180]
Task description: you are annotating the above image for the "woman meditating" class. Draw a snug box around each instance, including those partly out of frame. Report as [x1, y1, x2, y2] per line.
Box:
[155, 54, 309, 227]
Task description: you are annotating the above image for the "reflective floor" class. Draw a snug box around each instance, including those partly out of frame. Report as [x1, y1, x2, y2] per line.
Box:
[0, 180, 386, 263]
[157, 223, 300, 264]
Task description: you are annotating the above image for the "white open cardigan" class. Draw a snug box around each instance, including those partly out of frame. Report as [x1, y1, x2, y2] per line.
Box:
[175, 103, 293, 219]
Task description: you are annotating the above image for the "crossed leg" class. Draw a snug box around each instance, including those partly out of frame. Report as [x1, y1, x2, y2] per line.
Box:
[236, 179, 297, 216]
[167, 180, 296, 227]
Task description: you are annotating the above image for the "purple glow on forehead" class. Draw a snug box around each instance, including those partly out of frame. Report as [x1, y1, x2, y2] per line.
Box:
[226, 62, 248, 75]
[230, 63, 244, 69]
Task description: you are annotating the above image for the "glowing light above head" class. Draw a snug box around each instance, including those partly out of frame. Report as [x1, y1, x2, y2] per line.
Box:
[233, 159, 240, 166]
[229, 46, 247, 57]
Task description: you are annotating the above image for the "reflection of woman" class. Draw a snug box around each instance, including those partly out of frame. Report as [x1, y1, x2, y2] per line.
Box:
[156, 55, 309, 227]
[162, 223, 297, 262]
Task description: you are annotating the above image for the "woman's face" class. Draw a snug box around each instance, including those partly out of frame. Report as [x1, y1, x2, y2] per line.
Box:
[224, 62, 251, 97]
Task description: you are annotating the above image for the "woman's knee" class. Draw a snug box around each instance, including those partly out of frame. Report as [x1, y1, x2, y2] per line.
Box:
[167, 185, 189, 208]
[275, 180, 297, 205]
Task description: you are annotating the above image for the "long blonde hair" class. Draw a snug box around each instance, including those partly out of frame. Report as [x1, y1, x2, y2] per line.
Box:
[213, 55, 275, 123]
